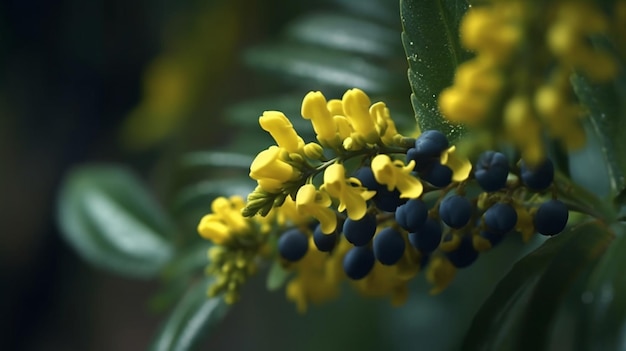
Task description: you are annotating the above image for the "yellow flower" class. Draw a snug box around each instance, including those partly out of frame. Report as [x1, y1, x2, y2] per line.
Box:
[370, 102, 400, 145]
[513, 202, 534, 242]
[301, 91, 338, 146]
[321, 163, 375, 220]
[425, 256, 457, 295]
[342, 88, 379, 144]
[295, 184, 337, 234]
[249, 146, 299, 192]
[371, 155, 423, 199]
[440, 146, 472, 182]
[259, 111, 304, 153]
[197, 196, 250, 244]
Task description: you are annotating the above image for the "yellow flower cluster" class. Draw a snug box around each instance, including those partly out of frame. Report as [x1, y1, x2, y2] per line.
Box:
[439, 1, 619, 166]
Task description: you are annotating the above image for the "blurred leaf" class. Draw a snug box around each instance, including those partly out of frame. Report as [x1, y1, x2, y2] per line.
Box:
[172, 178, 253, 213]
[576, 223, 626, 350]
[284, 14, 401, 59]
[163, 242, 212, 279]
[180, 151, 254, 170]
[463, 221, 613, 351]
[400, 0, 470, 140]
[330, 0, 399, 23]
[571, 73, 626, 200]
[266, 260, 292, 291]
[57, 165, 175, 278]
[244, 44, 400, 94]
[554, 172, 617, 223]
[224, 94, 314, 133]
[150, 277, 229, 351]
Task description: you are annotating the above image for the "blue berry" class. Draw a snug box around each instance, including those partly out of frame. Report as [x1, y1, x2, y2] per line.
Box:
[278, 229, 309, 261]
[353, 166, 381, 191]
[343, 246, 375, 280]
[480, 230, 505, 247]
[439, 195, 472, 229]
[474, 151, 509, 192]
[483, 203, 518, 234]
[534, 199, 568, 236]
[521, 158, 554, 191]
[445, 235, 479, 268]
[408, 218, 442, 253]
[343, 213, 377, 246]
[373, 227, 405, 265]
[420, 163, 453, 188]
[313, 223, 337, 252]
[395, 199, 428, 232]
[414, 130, 449, 158]
[406, 130, 450, 172]
[373, 187, 406, 212]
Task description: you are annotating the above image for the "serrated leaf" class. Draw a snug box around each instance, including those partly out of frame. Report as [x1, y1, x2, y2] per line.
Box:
[463, 221, 613, 351]
[400, 0, 470, 141]
[571, 72, 626, 200]
[150, 277, 229, 351]
[575, 223, 626, 350]
[266, 260, 292, 291]
[57, 165, 175, 278]
[284, 14, 401, 59]
[244, 44, 401, 94]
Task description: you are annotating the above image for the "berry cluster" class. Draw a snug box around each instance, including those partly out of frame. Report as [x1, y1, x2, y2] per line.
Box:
[276, 130, 569, 293]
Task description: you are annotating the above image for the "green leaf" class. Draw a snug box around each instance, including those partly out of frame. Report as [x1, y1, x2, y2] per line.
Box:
[571, 72, 626, 200]
[150, 277, 229, 351]
[284, 14, 401, 59]
[244, 44, 401, 94]
[400, 0, 470, 140]
[171, 178, 254, 213]
[266, 260, 292, 291]
[575, 223, 626, 350]
[57, 164, 175, 278]
[463, 221, 613, 351]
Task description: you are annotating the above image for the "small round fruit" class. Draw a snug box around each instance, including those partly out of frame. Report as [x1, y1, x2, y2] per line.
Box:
[373, 188, 406, 212]
[420, 163, 453, 188]
[534, 199, 568, 236]
[313, 223, 337, 252]
[343, 246, 375, 280]
[439, 195, 472, 229]
[343, 213, 377, 246]
[373, 227, 406, 265]
[484, 203, 518, 234]
[395, 199, 428, 232]
[408, 218, 442, 253]
[353, 166, 382, 191]
[479, 230, 505, 247]
[445, 235, 479, 268]
[521, 158, 554, 191]
[414, 130, 449, 158]
[474, 151, 509, 192]
[278, 229, 309, 261]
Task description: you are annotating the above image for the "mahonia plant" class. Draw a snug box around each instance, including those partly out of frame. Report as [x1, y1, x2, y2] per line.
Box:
[196, 0, 622, 313]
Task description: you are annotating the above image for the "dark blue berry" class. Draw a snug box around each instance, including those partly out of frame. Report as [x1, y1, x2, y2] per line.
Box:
[414, 130, 449, 158]
[373, 187, 406, 212]
[353, 166, 382, 191]
[278, 229, 309, 261]
[313, 223, 337, 252]
[406, 130, 450, 172]
[521, 158, 554, 191]
[373, 227, 405, 265]
[439, 195, 473, 229]
[343, 246, 375, 280]
[534, 199, 568, 236]
[484, 203, 518, 234]
[395, 199, 428, 232]
[343, 213, 377, 246]
[480, 230, 505, 247]
[474, 151, 509, 192]
[445, 235, 479, 268]
[419, 253, 430, 268]
[420, 163, 453, 188]
[408, 218, 442, 253]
